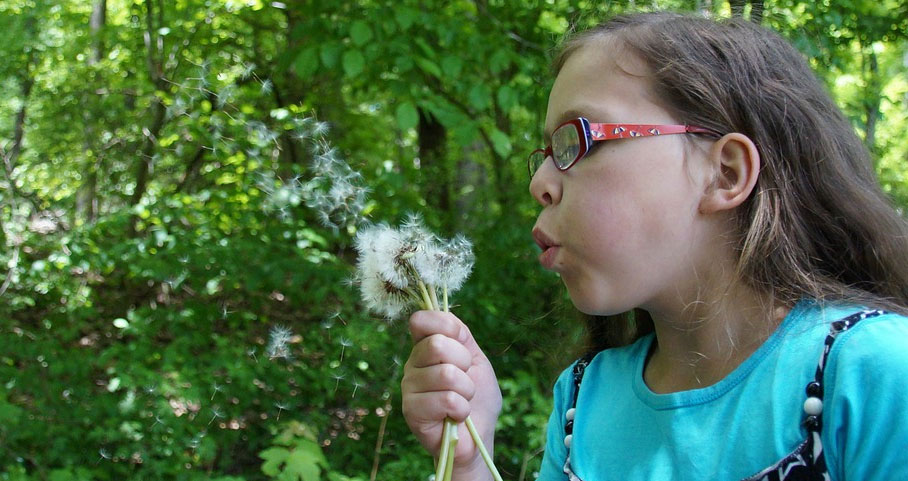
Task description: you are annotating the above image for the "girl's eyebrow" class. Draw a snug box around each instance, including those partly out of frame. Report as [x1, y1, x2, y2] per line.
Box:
[543, 107, 611, 142]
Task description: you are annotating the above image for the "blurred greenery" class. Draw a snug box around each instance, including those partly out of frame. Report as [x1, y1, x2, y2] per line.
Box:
[0, 0, 905, 480]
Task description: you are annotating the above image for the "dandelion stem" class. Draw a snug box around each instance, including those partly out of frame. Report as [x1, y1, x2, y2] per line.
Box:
[417, 280, 436, 311]
[443, 421, 458, 481]
[466, 416, 504, 481]
[443, 284, 449, 312]
[435, 418, 454, 481]
[429, 285, 440, 313]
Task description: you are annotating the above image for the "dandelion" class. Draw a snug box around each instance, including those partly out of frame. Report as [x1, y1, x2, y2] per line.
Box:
[352, 216, 499, 481]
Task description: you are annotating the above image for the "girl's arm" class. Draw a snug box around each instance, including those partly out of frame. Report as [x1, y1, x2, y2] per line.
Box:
[401, 310, 502, 481]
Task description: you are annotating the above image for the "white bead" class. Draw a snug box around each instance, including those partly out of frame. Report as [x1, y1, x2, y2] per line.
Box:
[564, 434, 573, 449]
[804, 397, 823, 416]
[565, 408, 576, 421]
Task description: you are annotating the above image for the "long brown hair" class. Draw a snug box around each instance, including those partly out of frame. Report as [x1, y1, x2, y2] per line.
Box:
[555, 12, 908, 353]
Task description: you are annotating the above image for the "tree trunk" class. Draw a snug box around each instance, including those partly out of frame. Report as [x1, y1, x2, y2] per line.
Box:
[89, 0, 106, 64]
[417, 108, 451, 219]
[130, 0, 168, 208]
[77, 0, 107, 223]
[863, 49, 881, 156]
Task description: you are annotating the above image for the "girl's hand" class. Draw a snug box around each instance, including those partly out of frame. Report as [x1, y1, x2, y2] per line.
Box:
[401, 310, 502, 479]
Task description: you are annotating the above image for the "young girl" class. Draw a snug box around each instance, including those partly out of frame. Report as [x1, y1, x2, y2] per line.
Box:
[401, 12, 908, 481]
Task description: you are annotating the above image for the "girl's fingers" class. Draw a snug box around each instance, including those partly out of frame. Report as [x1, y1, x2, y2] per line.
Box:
[402, 390, 472, 426]
[406, 333, 473, 371]
[409, 310, 472, 345]
[402, 362, 476, 401]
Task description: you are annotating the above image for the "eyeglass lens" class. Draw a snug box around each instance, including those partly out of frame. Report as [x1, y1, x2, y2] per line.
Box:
[528, 122, 583, 177]
[551, 123, 581, 169]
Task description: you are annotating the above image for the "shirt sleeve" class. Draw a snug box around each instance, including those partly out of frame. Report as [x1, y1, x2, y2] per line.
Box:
[538, 363, 577, 481]
[823, 313, 908, 481]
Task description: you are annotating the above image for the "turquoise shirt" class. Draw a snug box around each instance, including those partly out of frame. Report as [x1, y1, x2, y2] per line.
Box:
[539, 301, 908, 480]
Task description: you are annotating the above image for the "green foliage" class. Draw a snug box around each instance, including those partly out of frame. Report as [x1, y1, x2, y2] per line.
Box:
[0, 0, 905, 480]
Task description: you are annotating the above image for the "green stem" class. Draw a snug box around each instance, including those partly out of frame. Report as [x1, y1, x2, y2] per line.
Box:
[443, 420, 458, 481]
[418, 280, 436, 310]
[465, 416, 504, 481]
[443, 284, 449, 312]
[429, 285, 440, 313]
[435, 418, 453, 481]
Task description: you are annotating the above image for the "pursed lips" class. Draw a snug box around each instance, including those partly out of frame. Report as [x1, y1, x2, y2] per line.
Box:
[532, 227, 561, 269]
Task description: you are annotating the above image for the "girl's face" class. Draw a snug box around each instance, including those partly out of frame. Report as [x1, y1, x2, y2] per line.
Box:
[530, 41, 718, 317]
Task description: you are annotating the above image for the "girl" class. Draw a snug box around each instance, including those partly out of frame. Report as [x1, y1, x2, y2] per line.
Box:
[401, 12, 908, 481]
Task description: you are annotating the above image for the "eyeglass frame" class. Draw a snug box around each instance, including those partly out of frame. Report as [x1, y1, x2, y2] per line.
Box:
[528, 117, 722, 178]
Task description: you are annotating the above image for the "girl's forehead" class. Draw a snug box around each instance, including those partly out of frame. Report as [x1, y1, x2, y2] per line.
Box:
[544, 40, 660, 134]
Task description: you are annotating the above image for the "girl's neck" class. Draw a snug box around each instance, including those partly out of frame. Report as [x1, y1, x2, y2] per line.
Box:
[642, 287, 790, 394]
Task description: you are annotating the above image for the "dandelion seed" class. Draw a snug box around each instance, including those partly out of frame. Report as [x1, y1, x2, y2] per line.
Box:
[97, 448, 112, 464]
[267, 325, 294, 360]
[274, 401, 291, 421]
[351, 379, 364, 398]
[331, 372, 346, 393]
[151, 414, 165, 429]
[208, 407, 224, 426]
[338, 337, 353, 363]
[211, 383, 224, 400]
[247, 347, 258, 363]
[260, 79, 273, 94]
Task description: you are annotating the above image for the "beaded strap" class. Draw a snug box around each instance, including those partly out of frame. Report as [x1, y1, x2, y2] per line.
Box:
[562, 352, 596, 480]
[743, 309, 885, 481]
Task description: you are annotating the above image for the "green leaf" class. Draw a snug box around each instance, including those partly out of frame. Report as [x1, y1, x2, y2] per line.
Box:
[293, 47, 319, 78]
[489, 49, 511, 74]
[319, 43, 341, 69]
[497, 85, 518, 111]
[395, 7, 418, 31]
[284, 448, 323, 481]
[415, 57, 442, 78]
[414, 38, 436, 59]
[349, 20, 373, 47]
[342, 50, 365, 77]
[468, 84, 492, 110]
[489, 128, 512, 157]
[442, 56, 463, 77]
[260, 447, 290, 476]
[396, 102, 419, 130]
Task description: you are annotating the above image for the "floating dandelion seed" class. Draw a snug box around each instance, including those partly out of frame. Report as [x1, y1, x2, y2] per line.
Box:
[331, 372, 346, 394]
[267, 325, 294, 360]
[351, 379, 365, 399]
[338, 337, 353, 363]
[274, 401, 291, 421]
[247, 347, 258, 363]
[208, 407, 224, 426]
[211, 383, 224, 400]
[151, 414, 165, 429]
[97, 448, 112, 464]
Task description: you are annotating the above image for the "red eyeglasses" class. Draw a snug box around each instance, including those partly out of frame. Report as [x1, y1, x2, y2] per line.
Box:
[528, 117, 722, 178]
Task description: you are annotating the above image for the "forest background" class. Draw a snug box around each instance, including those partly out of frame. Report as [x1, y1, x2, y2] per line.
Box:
[1, 0, 906, 480]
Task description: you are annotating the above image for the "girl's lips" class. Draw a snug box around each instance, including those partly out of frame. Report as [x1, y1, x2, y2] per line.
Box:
[538, 245, 560, 269]
[532, 228, 560, 269]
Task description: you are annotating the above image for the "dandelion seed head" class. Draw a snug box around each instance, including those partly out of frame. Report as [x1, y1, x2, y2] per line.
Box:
[266, 325, 294, 360]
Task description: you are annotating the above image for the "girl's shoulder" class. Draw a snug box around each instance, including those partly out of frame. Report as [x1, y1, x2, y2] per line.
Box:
[814, 308, 908, 479]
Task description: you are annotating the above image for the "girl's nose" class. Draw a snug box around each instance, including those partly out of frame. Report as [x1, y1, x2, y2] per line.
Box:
[529, 158, 563, 207]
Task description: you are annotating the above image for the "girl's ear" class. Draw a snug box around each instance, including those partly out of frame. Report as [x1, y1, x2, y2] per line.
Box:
[699, 133, 760, 214]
